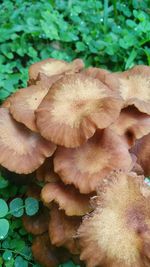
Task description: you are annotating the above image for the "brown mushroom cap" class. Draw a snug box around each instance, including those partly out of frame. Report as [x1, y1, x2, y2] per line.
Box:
[105, 65, 150, 114]
[54, 129, 132, 193]
[32, 234, 59, 267]
[130, 133, 150, 177]
[36, 157, 60, 183]
[109, 106, 150, 147]
[9, 84, 50, 132]
[0, 108, 56, 174]
[49, 205, 81, 254]
[29, 58, 84, 82]
[36, 74, 123, 148]
[82, 67, 109, 84]
[78, 171, 150, 267]
[23, 208, 49, 235]
[41, 182, 92, 216]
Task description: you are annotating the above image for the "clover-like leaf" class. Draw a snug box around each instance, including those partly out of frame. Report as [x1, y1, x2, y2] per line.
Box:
[25, 197, 39, 216]
[9, 198, 24, 217]
[0, 219, 9, 240]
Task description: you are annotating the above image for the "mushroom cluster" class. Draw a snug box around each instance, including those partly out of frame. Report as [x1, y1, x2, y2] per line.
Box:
[1, 58, 150, 267]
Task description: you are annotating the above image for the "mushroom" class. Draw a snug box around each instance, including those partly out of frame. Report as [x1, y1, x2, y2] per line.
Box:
[82, 67, 109, 84]
[54, 129, 132, 193]
[36, 73, 123, 147]
[32, 234, 60, 267]
[105, 65, 150, 114]
[130, 133, 150, 177]
[23, 208, 49, 235]
[9, 83, 51, 132]
[78, 171, 150, 267]
[109, 106, 150, 147]
[0, 108, 56, 173]
[28, 58, 84, 84]
[41, 182, 92, 216]
[36, 157, 60, 183]
[49, 205, 81, 255]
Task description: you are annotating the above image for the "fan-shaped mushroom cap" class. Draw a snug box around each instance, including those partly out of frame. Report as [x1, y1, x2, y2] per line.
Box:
[105, 65, 150, 114]
[36, 74, 123, 147]
[9, 84, 51, 132]
[32, 234, 59, 267]
[54, 129, 132, 193]
[23, 208, 49, 235]
[110, 106, 150, 147]
[41, 182, 92, 216]
[36, 157, 60, 183]
[0, 108, 56, 174]
[82, 67, 109, 84]
[78, 171, 150, 267]
[29, 58, 84, 83]
[49, 205, 81, 254]
[131, 133, 150, 177]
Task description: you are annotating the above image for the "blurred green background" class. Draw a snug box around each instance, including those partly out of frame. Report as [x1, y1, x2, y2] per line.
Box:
[0, 0, 150, 102]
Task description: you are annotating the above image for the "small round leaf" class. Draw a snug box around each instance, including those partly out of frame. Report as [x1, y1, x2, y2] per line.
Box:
[0, 219, 9, 239]
[2, 250, 13, 261]
[0, 176, 8, 189]
[25, 197, 39, 216]
[9, 198, 24, 217]
[14, 256, 28, 267]
[0, 199, 8, 218]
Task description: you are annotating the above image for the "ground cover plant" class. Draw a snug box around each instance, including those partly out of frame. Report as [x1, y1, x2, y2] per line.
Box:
[0, 0, 150, 267]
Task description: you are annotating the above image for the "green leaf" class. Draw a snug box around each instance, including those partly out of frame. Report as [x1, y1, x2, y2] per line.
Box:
[9, 198, 24, 217]
[0, 219, 9, 239]
[125, 50, 137, 69]
[14, 256, 28, 267]
[0, 199, 8, 218]
[25, 197, 39, 216]
[0, 176, 9, 189]
[2, 250, 13, 261]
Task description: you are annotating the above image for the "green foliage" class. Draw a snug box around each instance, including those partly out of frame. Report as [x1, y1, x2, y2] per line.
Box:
[0, 0, 150, 101]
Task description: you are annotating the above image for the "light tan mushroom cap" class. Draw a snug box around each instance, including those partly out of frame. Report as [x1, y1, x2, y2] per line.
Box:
[9, 84, 50, 132]
[110, 106, 150, 147]
[78, 171, 150, 267]
[49, 205, 81, 254]
[36, 74, 123, 148]
[54, 129, 132, 193]
[0, 108, 56, 174]
[29, 58, 84, 82]
[41, 182, 92, 216]
[105, 65, 150, 114]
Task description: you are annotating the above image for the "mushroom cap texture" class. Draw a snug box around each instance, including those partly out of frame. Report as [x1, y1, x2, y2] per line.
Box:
[0, 108, 56, 174]
[49, 205, 81, 254]
[104, 65, 150, 114]
[54, 129, 132, 193]
[82, 67, 109, 84]
[36, 73, 123, 147]
[36, 157, 60, 183]
[29, 58, 84, 82]
[110, 106, 150, 147]
[41, 182, 92, 216]
[131, 133, 150, 177]
[78, 171, 150, 267]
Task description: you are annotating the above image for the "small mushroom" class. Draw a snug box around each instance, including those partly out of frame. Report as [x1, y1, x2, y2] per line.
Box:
[29, 58, 84, 83]
[131, 133, 150, 177]
[49, 205, 81, 254]
[105, 65, 150, 114]
[41, 182, 92, 216]
[109, 106, 150, 147]
[36, 157, 60, 183]
[78, 171, 150, 267]
[36, 74, 123, 147]
[9, 84, 50, 132]
[23, 208, 49, 235]
[0, 108, 56, 173]
[54, 129, 132, 193]
[32, 234, 59, 267]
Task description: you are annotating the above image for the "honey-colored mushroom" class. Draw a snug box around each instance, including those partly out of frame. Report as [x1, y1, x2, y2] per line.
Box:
[78, 171, 150, 267]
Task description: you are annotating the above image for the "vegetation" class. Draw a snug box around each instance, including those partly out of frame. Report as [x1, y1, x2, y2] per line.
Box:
[0, 0, 150, 266]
